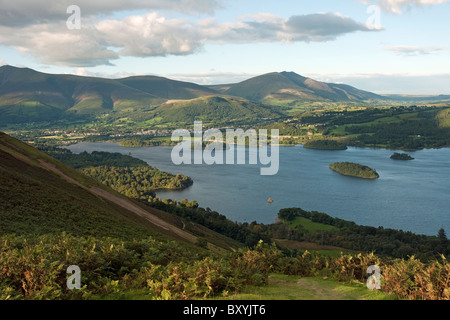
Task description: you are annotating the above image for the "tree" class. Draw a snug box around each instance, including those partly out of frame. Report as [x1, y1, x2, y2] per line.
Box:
[438, 228, 447, 241]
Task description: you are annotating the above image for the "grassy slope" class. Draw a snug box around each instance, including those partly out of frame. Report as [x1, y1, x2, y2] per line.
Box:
[0, 66, 162, 117]
[0, 132, 241, 252]
[152, 95, 284, 126]
[0, 66, 220, 123]
[0, 131, 162, 238]
[284, 217, 339, 233]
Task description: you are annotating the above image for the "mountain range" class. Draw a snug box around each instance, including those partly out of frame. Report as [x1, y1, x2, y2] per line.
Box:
[0, 65, 385, 125]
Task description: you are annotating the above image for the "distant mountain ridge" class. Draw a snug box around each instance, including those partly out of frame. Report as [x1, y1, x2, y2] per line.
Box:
[0, 65, 384, 125]
[223, 71, 384, 103]
[0, 65, 216, 124]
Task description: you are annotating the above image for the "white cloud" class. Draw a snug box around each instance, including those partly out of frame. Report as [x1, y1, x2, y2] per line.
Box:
[359, 0, 450, 14]
[98, 12, 375, 56]
[0, 0, 221, 26]
[70, 68, 256, 84]
[0, 23, 118, 67]
[383, 45, 444, 55]
[166, 71, 259, 85]
[0, 60, 6, 66]
[72, 68, 147, 79]
[0, 12, 376, 67]
[95, 13, 203, 57]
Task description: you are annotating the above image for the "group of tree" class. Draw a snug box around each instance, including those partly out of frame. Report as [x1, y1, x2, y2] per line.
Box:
[303, 140, 347, 150]
[119, 137, 178, 148]
[390, 152, 414, 160]
[37, 145, 147, 168]
[277, 208, 450, 261]
[38, 145, 193, 198]
[149, 200, 270, 247]
[82, 166, 193, 200]
[329, 162, 379, 179]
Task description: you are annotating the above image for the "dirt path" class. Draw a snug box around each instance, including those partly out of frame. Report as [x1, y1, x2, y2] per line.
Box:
[38, 159, 197, 243]
[89, 186, 197, 243]
[294, 278, 343, 300]
[38, 160, 84, 187]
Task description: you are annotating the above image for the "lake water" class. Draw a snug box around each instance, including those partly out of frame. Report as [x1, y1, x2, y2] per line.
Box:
[66, 142, 450, 236]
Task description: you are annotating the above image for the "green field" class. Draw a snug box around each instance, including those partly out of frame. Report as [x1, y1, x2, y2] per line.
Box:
[285, 217, 339, 233]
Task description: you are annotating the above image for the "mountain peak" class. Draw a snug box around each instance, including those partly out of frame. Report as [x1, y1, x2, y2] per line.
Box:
[224, 71, 382, 103]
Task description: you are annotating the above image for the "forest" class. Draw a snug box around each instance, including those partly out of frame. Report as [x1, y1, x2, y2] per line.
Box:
[82, 166, 193, 199]
[276, 208, 450, 261]
[119, 137, 178, 147]
[303, 140, 348, 150]
[38, 145, 193, 197]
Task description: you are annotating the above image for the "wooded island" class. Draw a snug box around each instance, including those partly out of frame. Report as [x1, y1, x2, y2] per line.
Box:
[329, 162, 379, 179]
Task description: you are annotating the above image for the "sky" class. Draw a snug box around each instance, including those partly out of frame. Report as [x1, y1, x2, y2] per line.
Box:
[0, 0, 449, 94]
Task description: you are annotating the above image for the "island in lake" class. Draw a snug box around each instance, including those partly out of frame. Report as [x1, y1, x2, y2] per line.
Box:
[329, 162, 379, 179]
[303, 140, 348, 150]
[390, 152, 414, 160]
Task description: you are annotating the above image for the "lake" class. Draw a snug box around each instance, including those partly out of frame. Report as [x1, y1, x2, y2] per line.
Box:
[66, 142, 450, 236]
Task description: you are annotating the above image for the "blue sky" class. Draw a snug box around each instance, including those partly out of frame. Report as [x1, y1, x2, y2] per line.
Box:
[0, 0, 449, 94]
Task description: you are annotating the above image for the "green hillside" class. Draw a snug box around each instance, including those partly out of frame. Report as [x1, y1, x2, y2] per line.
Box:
[0, 66, 221, 125]
[0, 66, 167, 123]
[151, 95, 284, 126]
[0, 132, 180, 240]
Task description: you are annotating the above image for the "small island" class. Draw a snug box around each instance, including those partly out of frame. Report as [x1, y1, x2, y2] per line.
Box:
[303, 140, 348, 150]
[390, 152, 414, 160]
[329, 162, 379, 179]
